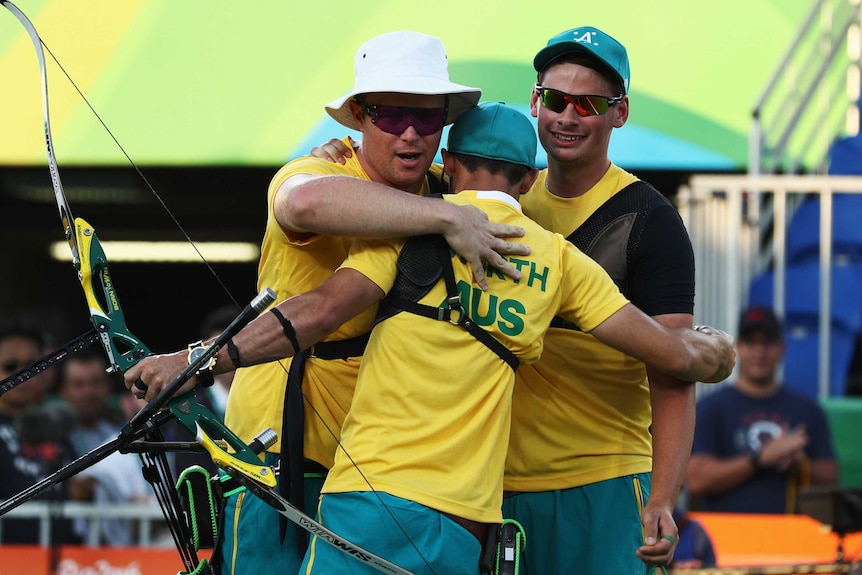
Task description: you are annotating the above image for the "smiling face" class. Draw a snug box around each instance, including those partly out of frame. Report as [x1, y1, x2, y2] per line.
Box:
[348, 92, 447, 194]
[531, 61, 628, 172]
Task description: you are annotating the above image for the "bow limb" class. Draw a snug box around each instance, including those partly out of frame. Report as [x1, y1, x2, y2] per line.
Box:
[1, 0, 151, 373]
[2, 4, 207, 573]
[1, 0, 268, 481]
[2, 0, 75, 260]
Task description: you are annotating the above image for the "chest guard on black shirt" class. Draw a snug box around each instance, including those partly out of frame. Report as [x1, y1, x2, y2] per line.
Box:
[551, 180, 669, 331]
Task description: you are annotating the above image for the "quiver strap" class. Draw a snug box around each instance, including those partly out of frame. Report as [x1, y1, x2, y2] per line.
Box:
[176, 465, 218, 551]
[496, 519, 527, 575]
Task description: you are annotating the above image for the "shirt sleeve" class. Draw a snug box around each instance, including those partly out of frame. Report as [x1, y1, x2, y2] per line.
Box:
[557, 241, 630, 333]
[339, 237, 403, 294]
[629, 203, 695, 317]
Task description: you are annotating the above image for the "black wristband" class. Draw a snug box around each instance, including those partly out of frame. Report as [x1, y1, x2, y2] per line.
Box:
[199, 371, 215, 388]
[270, 307, 302, 354]
[227, 338, 242, 369]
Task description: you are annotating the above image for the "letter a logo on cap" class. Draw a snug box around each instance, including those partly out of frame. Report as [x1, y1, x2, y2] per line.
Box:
[534, 26, 631, 93]
[573, 31, 597, 46]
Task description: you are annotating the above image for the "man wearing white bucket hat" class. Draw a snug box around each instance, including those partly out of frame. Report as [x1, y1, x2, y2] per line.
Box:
[208, 31, 529, 575]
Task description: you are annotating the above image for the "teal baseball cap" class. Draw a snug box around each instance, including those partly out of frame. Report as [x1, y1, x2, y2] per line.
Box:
[446, 102, 537, 169]
[533, 26, 630, 94]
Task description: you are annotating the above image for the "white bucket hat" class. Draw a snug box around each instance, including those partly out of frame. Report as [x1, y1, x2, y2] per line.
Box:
[325, 31, 482, 131]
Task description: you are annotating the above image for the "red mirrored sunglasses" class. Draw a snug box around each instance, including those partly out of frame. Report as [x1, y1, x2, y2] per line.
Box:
[535, 86, 623, 117]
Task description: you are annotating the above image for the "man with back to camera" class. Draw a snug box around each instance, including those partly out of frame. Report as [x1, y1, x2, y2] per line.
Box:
[126, 102, 736, 575]
[687, 306, 838, 513]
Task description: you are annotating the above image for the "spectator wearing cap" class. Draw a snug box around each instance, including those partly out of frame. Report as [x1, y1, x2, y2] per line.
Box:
[687, 306, 839, 514]
[125, 101, 735, 575]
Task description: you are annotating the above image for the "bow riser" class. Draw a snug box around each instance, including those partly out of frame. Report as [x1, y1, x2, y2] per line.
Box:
[75, 216, 151, 373]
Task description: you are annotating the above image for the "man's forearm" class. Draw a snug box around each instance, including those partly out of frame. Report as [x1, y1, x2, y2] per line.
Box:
[218, 269, 381, 372]
[647, 373, 695, 510]
[276, 175, 457, 237]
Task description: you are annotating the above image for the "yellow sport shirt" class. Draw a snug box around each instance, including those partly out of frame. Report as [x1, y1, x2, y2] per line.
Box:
[323, 190, 628, 523]
[224, 137, 442, 468]
[505, 163, 654, 492]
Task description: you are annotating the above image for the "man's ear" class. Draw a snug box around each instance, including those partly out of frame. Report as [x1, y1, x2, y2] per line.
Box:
[441, 149, 457, 179]
[348, 100, 366, 132]
[519, 168, 540, 196]
[529, 88, 540, 118]
[613, 95, 629, 128]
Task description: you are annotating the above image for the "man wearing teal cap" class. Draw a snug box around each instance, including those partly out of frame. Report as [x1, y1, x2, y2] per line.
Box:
[503, 26, 697, 573]
[127, 102, 734, 575]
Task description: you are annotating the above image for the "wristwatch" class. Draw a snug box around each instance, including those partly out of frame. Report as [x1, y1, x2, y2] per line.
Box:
[748, 446, 763, 470]
[187, 340, 217, 374]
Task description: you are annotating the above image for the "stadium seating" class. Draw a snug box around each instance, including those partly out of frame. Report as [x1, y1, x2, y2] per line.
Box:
[748, 263, 862, 397]
[786, 195, 862, 265]
[828, 134, 862, 176]
[749, 134, 862, 398]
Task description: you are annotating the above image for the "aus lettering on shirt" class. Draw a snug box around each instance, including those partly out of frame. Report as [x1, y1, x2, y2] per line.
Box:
[442, 257, 551, 336]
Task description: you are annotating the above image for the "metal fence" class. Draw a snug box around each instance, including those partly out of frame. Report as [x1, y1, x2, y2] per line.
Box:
[677, 174, 862, 398]
[0, 500, 170, 547]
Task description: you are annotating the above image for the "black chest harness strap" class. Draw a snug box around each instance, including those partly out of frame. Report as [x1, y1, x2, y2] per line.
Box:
[276, 174, 446, 557]
[377, 234, 519, 372]
[280, 332, 370, 556]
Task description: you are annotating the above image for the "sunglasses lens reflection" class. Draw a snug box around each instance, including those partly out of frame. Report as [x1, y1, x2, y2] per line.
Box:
[539, 88, 610, 117]
[368, 105, 447, 136]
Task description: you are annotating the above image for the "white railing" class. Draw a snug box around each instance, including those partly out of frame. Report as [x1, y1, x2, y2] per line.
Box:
[0, 501, 170, 547]
[677, 174, 862, 398]
[750, 0, 861, 175]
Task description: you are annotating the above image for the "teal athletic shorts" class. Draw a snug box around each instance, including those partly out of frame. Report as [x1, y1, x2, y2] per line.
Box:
[501, 472, 652, 575]
[215, 453, 326, 575]
[299, 491, 481, 575]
